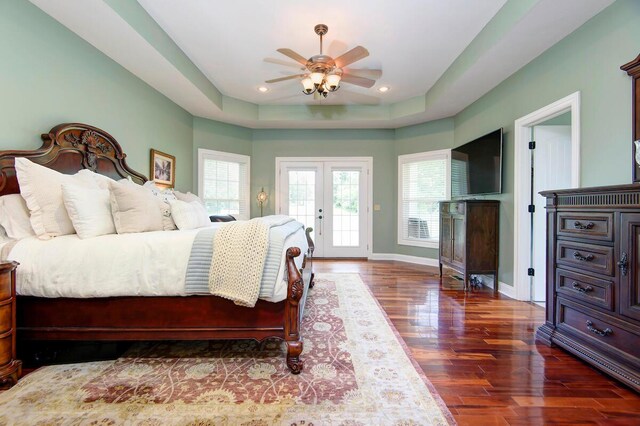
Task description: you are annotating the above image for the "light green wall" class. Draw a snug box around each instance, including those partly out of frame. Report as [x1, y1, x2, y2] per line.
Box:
[0, 0, 193, 191]
[251, 129, 396, 253]
[453, 0, 639, 286]
[192, 117, 252, 194]
[394, 119, 456, 258]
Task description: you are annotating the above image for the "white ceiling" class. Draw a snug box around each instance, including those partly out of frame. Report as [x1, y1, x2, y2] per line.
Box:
[137, 0, 506, 106]
[29, 0, 614, 128]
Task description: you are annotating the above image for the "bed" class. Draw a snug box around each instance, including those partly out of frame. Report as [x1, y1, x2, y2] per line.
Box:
[0, 122, 314, 374]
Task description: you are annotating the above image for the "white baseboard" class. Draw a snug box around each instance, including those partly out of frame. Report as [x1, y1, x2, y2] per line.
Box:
[369, 253, 516, 299]
[368, 253, 439, 267]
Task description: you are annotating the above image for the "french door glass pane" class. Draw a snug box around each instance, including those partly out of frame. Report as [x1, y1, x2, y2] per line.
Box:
[332, 170, 359, 247]
[288, 170, 316, 232]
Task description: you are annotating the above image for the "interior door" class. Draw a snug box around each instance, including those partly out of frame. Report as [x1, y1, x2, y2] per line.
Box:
[531, 125, 572, 303]
[278, 160, 369, 258]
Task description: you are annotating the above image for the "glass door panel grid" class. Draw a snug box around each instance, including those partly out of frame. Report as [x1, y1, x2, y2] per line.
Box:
[332, 170, 360, 247]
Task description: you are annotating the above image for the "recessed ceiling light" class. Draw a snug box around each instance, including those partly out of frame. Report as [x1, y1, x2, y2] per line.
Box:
[378, 86, 390, 93]
[258, 86, 269, 93]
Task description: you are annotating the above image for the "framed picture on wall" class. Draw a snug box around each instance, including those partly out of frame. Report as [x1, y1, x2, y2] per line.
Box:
[150, 149, 175, 188]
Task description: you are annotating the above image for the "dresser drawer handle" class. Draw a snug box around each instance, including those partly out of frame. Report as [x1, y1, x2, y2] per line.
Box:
[586, 320, 612, 337]
[573, 221, 594, 230]
[573, 251, 594, 262]
[572, 282, 593, 293]
[617, 252, 628, 277]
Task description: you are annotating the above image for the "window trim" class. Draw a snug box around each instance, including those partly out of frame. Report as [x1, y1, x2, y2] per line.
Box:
[197, 148, 251, 220]
[397, 149, 451, 249]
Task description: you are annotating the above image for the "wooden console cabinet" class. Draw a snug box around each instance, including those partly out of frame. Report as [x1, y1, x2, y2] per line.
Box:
[0, 261, 21, 388]
[438, 200, 500, 292]
[536, 185, 640, 391]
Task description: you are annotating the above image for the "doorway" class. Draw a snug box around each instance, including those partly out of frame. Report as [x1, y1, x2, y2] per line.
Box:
[276, 157, 372, 258]
[513, 92, 581, 302]
[530, 119, 572, 304]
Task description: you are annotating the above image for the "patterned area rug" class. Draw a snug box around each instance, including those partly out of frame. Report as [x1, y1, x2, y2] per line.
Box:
[0, 273, 453, 425]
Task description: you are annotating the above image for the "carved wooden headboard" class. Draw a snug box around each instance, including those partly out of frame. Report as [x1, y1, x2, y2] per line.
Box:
[0, 123, 147, 196]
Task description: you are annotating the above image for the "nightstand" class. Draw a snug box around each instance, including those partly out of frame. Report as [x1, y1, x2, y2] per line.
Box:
[0, 261, 21, 388]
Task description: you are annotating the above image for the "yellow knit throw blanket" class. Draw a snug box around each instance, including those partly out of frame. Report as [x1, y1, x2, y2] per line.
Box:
[208, 218, 271, 307]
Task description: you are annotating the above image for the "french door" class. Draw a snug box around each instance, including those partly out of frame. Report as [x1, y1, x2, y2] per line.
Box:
[277, 159, 370, 258]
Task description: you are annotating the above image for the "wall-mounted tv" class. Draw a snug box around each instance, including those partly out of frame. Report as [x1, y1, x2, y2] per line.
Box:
[451, 128, 503, 197]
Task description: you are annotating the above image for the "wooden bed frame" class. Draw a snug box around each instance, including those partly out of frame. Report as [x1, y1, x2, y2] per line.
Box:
[0, 123, 314, 374]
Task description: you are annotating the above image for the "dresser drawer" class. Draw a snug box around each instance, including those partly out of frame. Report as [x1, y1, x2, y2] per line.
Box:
[556, 269, 614, 311]
[556, 240, 614, 276]
[0, 301, 11, 334]
[0, 273, 10, 300]
[557, 298, 640, 360]
[557, 212, 614, 242]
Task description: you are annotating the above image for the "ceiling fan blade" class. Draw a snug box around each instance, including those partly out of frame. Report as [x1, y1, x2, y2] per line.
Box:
[341, 74, 376, 88]
[344, 68, 382, 79]
[265, 74, 307, 83]
[334, 46, 369, 68]
[264, 57, 305, 70]
[277, 48, 309, 66]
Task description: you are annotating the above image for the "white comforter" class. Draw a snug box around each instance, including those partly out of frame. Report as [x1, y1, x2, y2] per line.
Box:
[6, 224, 307, 302]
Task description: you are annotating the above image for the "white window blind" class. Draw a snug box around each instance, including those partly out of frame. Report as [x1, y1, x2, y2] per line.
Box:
[197, 149, 250, 220]
[398, 150, 451, 248]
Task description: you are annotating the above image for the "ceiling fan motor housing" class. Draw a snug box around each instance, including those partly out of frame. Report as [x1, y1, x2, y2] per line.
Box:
[306, 55, 336, 74]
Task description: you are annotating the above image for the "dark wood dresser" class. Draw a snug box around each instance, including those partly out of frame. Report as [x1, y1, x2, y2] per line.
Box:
[0, 261, 21, 388]
[439, 200, 500, 292]
[536, 185, 640, 391]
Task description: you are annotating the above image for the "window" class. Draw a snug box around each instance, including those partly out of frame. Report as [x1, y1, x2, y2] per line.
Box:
[398, 149, 451, 248]
[198, 149, 250, 220]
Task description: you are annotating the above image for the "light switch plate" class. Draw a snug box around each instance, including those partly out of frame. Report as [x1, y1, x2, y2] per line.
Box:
[373, 204, 381, 211]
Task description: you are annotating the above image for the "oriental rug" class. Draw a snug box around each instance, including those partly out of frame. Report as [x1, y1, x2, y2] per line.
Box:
[0, 273, 453, 425]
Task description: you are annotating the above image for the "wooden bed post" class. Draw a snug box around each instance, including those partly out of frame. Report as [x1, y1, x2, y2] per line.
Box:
[305, 227, 315, 288]
[284, 247, 304, 374]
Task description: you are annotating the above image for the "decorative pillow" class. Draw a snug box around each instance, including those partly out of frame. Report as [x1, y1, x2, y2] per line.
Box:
[0, 194, 36, 240]
[14, 158, 98, 239]
[0, 226, 8, 244]
[108, 180, 164, 234]
[76, 169, 115, 190]
[62, 183, 116, 239]
[143, 181, 178, 230]
[169, 200, 211, 230]
[174, 190, 204, 205]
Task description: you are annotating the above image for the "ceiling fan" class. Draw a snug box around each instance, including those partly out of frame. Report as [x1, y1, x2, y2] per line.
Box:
[265, 24, 381, 99]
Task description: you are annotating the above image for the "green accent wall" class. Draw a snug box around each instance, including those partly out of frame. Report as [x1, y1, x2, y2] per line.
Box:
[192, 117, 252, 195]
[252, 129, 396, 253]
[394, 119, 456, 258]
[0, 0, 193, 191]
[453, 0, 639, 287]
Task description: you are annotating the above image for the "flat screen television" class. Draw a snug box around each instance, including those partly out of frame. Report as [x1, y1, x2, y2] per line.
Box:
[451, 128, 503, 197]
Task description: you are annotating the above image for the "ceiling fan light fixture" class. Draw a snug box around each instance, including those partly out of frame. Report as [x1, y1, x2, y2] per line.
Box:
[301, 77, 315, 94]
[378, 86, 390, 93]
[326, 73, 341, 92]
[257, 86, 269, 93]
[310, 72, 324, 86]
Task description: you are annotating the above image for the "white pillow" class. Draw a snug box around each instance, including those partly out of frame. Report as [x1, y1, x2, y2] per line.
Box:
[0, 226, 8, 244]
[0, 194, 36, 240]
[15, 158, 98, 239]
[143, 181, 177, 230]
[109, 180, 164, 234]
[169, 200, 211, 230]
[76, 169, 115, 190]
[62, 183, 116, 239]
[174, 190, 204, 206]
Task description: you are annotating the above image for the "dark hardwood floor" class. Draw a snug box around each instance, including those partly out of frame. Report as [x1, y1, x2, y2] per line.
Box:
[314, 259, 640, 426]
